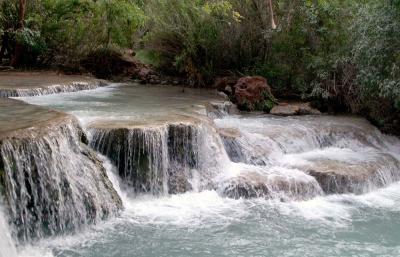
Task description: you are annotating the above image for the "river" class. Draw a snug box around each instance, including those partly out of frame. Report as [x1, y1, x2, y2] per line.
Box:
[1, 83, 400, 257]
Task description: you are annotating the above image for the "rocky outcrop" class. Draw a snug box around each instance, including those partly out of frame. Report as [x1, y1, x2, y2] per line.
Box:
[206, 101, 239, 119]
[218, 168, 322, 201]
[0, 99, 122, 241]
[232, 76, 276, 112]
[270, 102, 321, 116]
[213, 76, 238, 95]
[299, 155, 400, 194]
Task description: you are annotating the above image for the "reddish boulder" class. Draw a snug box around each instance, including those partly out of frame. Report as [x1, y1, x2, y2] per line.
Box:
[233, 76, 276, 112]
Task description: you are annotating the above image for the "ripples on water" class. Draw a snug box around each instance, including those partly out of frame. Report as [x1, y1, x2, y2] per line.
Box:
[11, 84, 400, 257]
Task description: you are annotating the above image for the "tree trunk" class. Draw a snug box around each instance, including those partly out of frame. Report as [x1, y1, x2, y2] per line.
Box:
[268, 0, 277, 29]
[0, 33, 10, 62]
[18, 0, 26, 29]
[11, 0, 27, 67]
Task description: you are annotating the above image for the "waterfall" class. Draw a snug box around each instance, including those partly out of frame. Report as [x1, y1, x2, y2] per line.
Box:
[215, 115, 400, 195]
[0, 81, 106, 97]
[0, 115, 122, 242]
[89, 121, 217, 194]
[0, 205, 17, 257]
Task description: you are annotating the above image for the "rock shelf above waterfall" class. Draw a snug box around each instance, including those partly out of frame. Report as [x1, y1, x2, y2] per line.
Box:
[0, 98, 73, 138]
[0, 71, 106, 97]
[0, 99, 122, 241]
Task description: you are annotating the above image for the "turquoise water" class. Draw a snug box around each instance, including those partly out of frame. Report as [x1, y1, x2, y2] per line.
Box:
[14, 84, 400, 257]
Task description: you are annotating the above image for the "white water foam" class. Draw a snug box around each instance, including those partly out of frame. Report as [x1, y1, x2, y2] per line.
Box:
[0, 206, 17, 257]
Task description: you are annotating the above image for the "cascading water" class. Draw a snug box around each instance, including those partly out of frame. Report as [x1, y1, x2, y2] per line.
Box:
[8, 83, 400, 257]
[0, 205, 18, 257]
[0, 99, 122, 242]
[214, 114, 400, 196]
[89, 120, 225, 195]
[0, 80, 106, 97]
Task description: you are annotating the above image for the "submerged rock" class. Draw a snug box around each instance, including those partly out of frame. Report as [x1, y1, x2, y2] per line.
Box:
[206, 101, 239, 119]
[300, 154, 400, 194]
[0, 99, 122, 241]
[270, 102, 321, 116]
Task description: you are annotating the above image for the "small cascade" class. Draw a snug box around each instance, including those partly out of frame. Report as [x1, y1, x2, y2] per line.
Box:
[215, 115, 400, 196]
[0, 115, 122, 242]
[90, 125, 170, 194]
[216, 165, 323, 201]
[89, 121, 218, 195]
[0, 205, 17, 257]
[0, 81, 106, 97]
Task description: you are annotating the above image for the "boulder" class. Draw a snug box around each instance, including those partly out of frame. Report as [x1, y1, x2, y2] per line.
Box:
[218, 168, 322, 201]
[233, 76, 276, 112]
[270, 102, 321, 116]
[213, 76, 238, 95]
[138, 67, 153, 80]
[300, 155, 400, 194]
[206, 101, 240, 118]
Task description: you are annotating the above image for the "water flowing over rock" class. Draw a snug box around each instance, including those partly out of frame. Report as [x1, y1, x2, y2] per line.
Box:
[0, 206, 17, 257]
[0, 72, 106, 97]
[89, 119, 214, 194]
[217, 166, 323, 201]
[0, 81, 106, 97]
[206, 101, 239, 119]
[215, 115, 400, 195]
[0, 99, 122, 241]
[298, 152, 400, 194]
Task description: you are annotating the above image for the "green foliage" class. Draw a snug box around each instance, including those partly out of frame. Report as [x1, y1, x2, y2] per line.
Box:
[0, 0, 145, 67]
[0, 0, 399, 132]
[351, 1, 400, 106]
[143, 0, 238, 85]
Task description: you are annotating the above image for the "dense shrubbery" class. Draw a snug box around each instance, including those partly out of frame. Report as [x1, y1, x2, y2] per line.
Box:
[0, 0, 399, 132]
[0, 0, 145, 68]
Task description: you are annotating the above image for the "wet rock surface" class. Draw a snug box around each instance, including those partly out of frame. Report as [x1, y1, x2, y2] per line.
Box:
[0, 99, 122, 241]
[89, 120, 202, 194]
[218, 168, 322, 201]
[215, 114, 400, 196]
[206, 101, 239, 118]
[270, 102, 321, 116]
[299, 154, 400, 194]
[0, 71, 106, 97]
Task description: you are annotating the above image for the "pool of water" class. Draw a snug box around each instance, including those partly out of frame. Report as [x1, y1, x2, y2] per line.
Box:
[13, 83, 400, 257]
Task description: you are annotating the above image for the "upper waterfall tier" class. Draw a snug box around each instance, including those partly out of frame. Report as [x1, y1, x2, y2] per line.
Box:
[18, 84, 400, 200]
[0, 99, 122, 242]
[0, 72, 106, 97]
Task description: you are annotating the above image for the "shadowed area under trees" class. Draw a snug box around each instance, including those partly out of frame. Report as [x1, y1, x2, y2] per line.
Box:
[0, 0, 399, 134]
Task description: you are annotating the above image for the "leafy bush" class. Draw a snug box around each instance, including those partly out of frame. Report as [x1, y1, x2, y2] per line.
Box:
[143, 0, 239, 85]
[0, 0, 145, 68]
